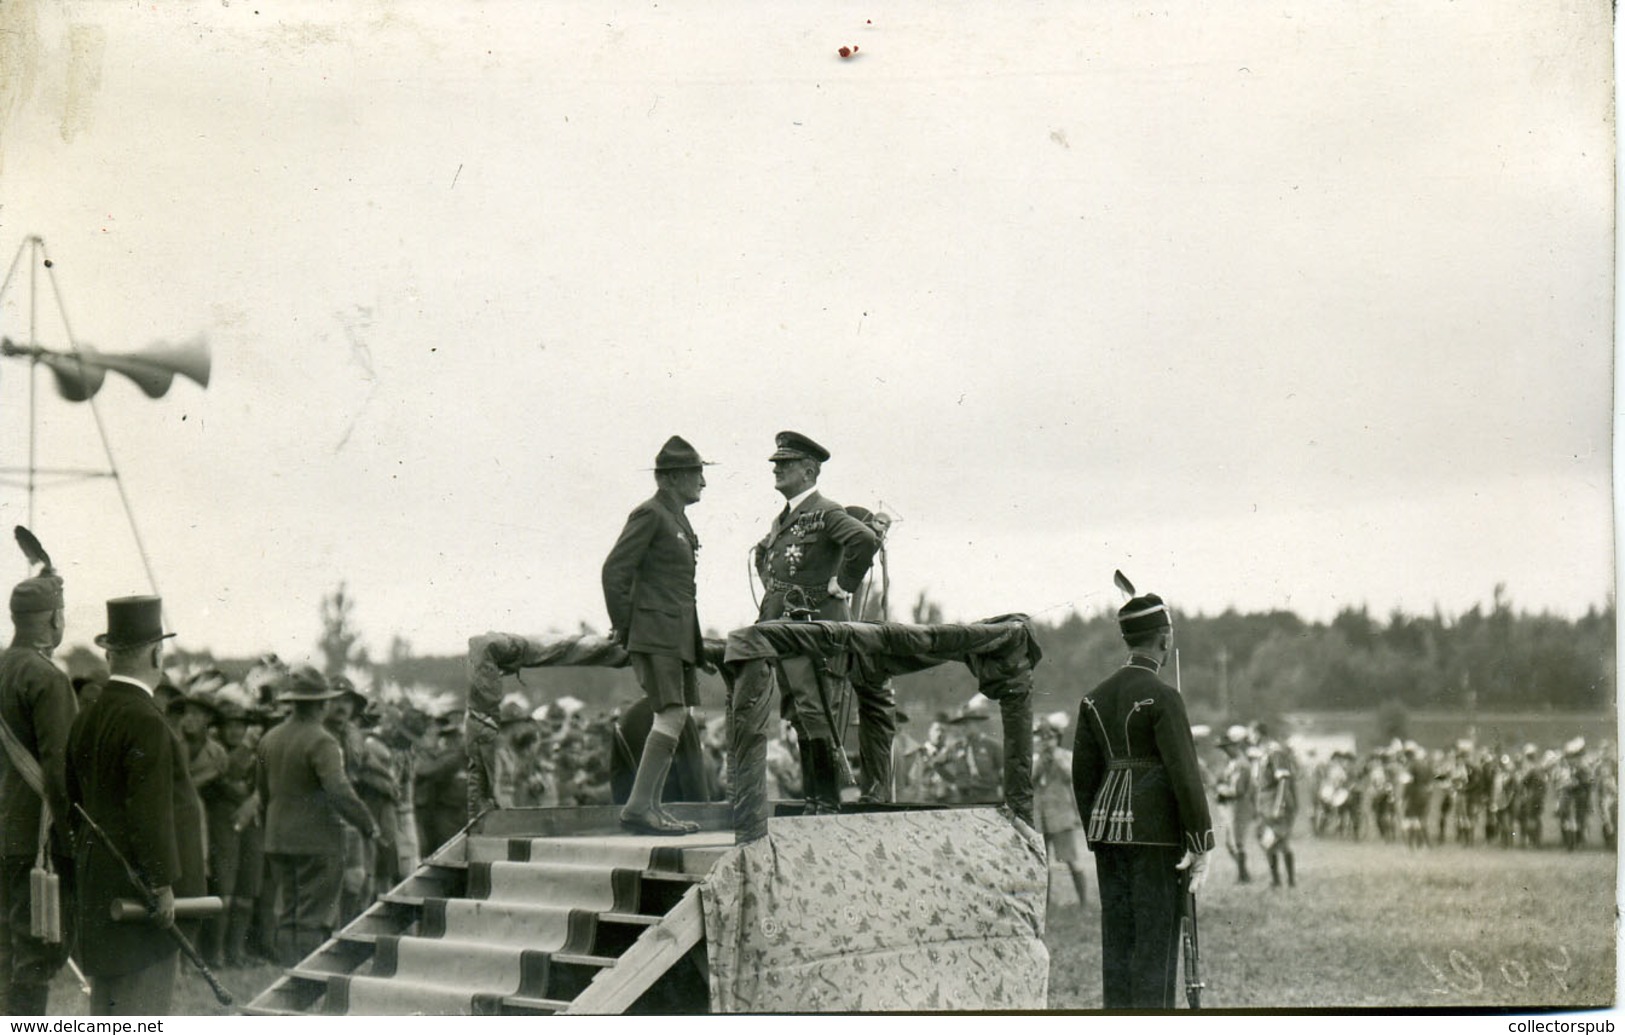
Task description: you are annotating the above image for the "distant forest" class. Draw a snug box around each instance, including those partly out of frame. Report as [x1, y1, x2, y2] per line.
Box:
[106, 583, 1614, 733]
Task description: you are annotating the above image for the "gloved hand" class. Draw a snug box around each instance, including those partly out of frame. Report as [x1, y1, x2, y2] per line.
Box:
[827, 576, 850, 602]
[1175, 850, 1210, 895]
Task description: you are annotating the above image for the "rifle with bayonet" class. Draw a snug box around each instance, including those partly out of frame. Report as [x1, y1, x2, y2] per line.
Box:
[1182, 882, 1204, 1008]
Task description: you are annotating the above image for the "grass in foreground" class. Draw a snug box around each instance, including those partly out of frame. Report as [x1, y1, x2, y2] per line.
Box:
[1043, 835, 1617, 1010]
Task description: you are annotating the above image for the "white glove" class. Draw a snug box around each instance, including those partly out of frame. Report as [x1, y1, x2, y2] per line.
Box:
[827, 576, 850, 601]
[1175, 850, 1210, 895]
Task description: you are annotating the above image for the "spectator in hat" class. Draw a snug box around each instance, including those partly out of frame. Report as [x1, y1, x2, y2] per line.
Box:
[208, 687, 263, 967]
[752, 431, 880, 813]
[1072, 587, 1213, 1010]
[414, 717, 468, 855]
[66, 596, 204, 1015]
[0, 566, 75, 1015]
[255, 665, 377, 966]
[1032, 712, 1089, 911]
[323, 675, 375, 926]
[1214, 726, 1255, 883]
[601, 435, 712, 835]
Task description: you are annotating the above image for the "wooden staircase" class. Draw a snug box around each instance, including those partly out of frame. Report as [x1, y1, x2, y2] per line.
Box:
[246, 806, 733, 1016]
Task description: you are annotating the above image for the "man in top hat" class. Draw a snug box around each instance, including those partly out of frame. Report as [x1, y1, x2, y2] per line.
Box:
[255, 665, 377, 966]
[1072, 587, 1213, 1010]
[0, 567, 75, 1014]
[66, 596, 205, 1015]
[601, 435, 711, 835]
[753, 431, 881, 813]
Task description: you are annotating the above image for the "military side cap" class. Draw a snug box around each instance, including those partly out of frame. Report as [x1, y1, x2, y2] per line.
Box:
[1118, 593, 1172, 636]
[95, 596, 176, 650]
[652, 435, 713, 471]
[769, 430, 830, 463]
[278, 664, 341, 702]
[10, 574, 63, 615]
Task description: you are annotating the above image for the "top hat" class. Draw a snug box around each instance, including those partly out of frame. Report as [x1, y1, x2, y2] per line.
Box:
[277, 664, 342, 702]
[95, 596, 176, 650]
[768, 431, 830, 463]
[10, 574, 63, 616]
[652, 435, 713, 471]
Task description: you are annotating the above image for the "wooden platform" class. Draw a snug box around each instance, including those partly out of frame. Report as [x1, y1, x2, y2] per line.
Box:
[245, 804, 733, 1016]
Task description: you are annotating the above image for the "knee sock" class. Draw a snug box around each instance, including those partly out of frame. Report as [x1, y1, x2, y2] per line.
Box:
[625, 730, 680, 816]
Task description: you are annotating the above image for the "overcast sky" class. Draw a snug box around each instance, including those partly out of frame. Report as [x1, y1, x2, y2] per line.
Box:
[0, 0, 1613, 665]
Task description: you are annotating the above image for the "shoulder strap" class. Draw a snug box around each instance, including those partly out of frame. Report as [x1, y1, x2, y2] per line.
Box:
[0, 709, 46, 799]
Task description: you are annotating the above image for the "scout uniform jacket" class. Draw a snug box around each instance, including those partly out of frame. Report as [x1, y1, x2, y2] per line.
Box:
[1072, 660, 1215, 855]
[601, 491, 704, 663]
[753, 490, 878, 621]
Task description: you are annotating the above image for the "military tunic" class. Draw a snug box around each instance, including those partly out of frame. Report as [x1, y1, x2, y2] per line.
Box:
[1073, 656, 1213, 1010]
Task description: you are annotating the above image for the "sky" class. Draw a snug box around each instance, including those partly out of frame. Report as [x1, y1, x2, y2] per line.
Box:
[0, 0, 1613, 664]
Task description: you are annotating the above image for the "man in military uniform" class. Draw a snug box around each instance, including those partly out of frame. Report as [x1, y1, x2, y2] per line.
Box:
[0, 568, 75, 1015]
[753, 431, 879, 812]
[602, 435, 711, 835]
[1073, 588, 1212, 1010]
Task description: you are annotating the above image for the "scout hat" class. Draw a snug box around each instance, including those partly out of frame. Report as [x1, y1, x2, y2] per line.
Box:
[652, 435, 713, 471]
[95, 596, 176, 650]
[1117, 592, 1172, 637]
[277, 664, 342, 702]
[769, 431, 830, 463]
[329, 673, 370, 714]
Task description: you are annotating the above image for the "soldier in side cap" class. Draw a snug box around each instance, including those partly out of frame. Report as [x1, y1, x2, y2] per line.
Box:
[753, 431, 880, 813]
[601, 435, 712, 835]
[66, 596, 204, 1015]
[0, 567, 75, 1014]
[1072, 586, 1213, 1010]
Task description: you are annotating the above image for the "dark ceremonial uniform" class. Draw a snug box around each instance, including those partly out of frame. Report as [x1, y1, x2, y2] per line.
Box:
[754, 488, 880, 799]
[0, 629, 76, 1015]
[1074, 654, 1214, 1010]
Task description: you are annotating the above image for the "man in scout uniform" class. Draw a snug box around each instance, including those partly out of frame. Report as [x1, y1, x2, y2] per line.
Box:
[753, 431, 880, 813]
[256, 665, 377, 966]
[1072, 587, 1213, 1010]
[0, 567, 75, 1015]
[1214, 726, 1255, 883]
[601, 435, 711, 835]
[67, 597, 205, 1015]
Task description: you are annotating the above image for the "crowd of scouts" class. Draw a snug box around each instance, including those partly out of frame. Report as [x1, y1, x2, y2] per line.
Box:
[1297, 734, 1617, 852]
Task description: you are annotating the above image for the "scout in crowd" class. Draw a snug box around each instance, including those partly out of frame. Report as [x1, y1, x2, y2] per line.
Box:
[1300, 733, 1615, 852]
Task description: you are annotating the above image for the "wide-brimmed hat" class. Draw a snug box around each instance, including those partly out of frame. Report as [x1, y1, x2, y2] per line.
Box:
[95, 596, 176, 650]
[768, 430, 830, 463]
[277, 664, 342, 702]
[651, 435, 713, 471]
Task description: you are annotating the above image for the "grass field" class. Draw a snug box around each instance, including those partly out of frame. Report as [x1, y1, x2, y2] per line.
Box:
[40, 834, 1617, 1015]
[1043, 835, 1618, 1011]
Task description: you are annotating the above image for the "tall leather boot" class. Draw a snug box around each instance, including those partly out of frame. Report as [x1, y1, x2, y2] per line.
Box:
[1267, 854, 1280, 887]
[225, 900, 253, 967]
[806, 740, 841, 815]
[1284, 850, 1296, 887]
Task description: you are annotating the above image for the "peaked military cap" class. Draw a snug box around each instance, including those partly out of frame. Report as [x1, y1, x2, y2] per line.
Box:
[651, 435, 713, 471]
[769, 431, 830, 463]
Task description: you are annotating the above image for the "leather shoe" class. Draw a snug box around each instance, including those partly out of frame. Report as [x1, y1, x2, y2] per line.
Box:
[653, 805, 700, 833]
[620, 809, 688, 836]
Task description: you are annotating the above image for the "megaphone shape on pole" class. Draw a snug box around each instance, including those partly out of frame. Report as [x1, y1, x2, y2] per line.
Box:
[0, 335, 210, 401]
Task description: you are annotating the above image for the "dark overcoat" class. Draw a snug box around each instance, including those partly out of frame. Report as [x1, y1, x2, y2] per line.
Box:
[66, 680, 206, 977]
